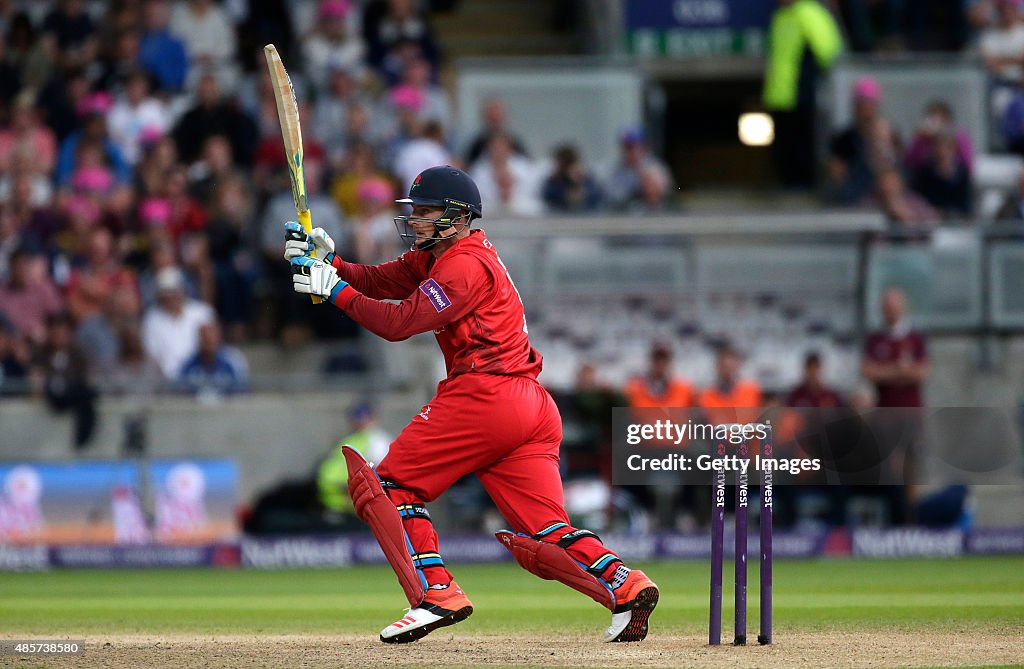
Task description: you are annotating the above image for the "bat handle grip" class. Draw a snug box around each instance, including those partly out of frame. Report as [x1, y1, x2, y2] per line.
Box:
[295, 210, 322, 304]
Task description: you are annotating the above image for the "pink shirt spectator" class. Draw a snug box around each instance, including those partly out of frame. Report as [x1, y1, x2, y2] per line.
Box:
[0, 254, 64, 342]
[0, 127, 57, 176]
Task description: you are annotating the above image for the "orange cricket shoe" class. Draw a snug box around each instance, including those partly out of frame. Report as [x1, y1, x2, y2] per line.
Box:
[604, 569, 659, 642]
[379, 581, 474, 644]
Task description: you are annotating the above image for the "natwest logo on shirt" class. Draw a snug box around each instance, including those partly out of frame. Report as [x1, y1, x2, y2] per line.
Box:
[419, 278, 452, 312]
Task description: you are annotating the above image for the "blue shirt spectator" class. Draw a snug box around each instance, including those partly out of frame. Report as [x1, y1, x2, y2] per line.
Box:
[177, 322, 249, 398]
[55, 111, 132, 186]
[139, 1, 189, 93]
[542, 144, 604, 213]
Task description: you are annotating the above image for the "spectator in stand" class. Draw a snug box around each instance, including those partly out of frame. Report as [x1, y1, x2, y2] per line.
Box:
[363, 0, 440, 81]
[393, 119, 451, 191]
[542, 144, 604, 213]
[76, 283, 142, 376]
[139, 0, 189, 94]
[136, 135, 178, 196]
[602, 128, 673, 211]
[50, 195, 102, 271]
[170, 0, 239, 93]
[908, 131, 972, 218]
[697, 343, 762, 426]
[141, 265, 215, 378]
[0, 314, 30, 396]
[380, 84, 427, 168]
[398, 56, 451, 126]
[41, 0, 98, 70]
[0, 148, 53, 211]
[94, 28, 144, 94]
[763, 0, 843, 188]
[873, 166, 939, 231]
[137, 238, 209, 307]
[32, 311, 97, 450]
[996, 82, 1024, 155]
[101, 323, 165, 396]
[187, 134, 240, 206]
[176, 321, 249, 398]
[55, 94, 132, 186]
[0, 91, 57, 177]
[107, 69, 171, 166]
[329, 142, 391, 217]
[311, 64, 365, 162]
[982, 0, 1024, 122]
[904, 101, 975, 174]
[156, 166, 209, 243]
[65, 226, 138, 327]
[172, 72, 259, 168]
[303, 0, 365, 92]
[464, 97, 527, 165]
[863, 287, 929, 409]
[205, 174, 258, 340]
[827, 76, 901, 206]
[35, 67, 91, 143]
[11, 16, 54, 92]
[351, 178, 401, 264]
[980, 0, 1024, 84]
[1, 171, 61, 245]
[0, 246, 64, 344]
[629, 165, 674, 213]
[786, 352, 843, 407]
[624, 342, 693, 408]
[470, 133, 544, 217]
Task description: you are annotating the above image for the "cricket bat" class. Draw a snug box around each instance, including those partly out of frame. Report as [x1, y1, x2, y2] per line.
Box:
[265, 44, 321, 304]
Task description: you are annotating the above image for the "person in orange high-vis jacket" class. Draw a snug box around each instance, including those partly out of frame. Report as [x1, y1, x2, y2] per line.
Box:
[698, 343, 762, 426]
[624, 342, 693, 409]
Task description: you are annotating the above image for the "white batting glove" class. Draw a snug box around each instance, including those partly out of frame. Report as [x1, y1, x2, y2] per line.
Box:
[290, 255, 347, 301]
[283, 223, 336, 261]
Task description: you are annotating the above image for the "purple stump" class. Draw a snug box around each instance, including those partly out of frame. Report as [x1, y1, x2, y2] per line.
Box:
[734, 441, 749, 645]
[709, 444, 726, 645]
[758, 434, 774, 645]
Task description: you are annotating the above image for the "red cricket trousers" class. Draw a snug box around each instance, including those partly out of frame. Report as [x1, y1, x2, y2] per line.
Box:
[375, 372, 620, 587]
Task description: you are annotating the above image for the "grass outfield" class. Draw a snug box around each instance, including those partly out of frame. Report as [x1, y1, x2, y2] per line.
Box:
[0, 556, 1022, 668]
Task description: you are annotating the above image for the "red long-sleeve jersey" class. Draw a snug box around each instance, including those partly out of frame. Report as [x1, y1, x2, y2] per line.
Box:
[329, 229, 543, 379]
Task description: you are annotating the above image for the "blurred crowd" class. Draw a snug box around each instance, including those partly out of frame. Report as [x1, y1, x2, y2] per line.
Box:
[767, 0, 1024, 229]
[0, 0, 683, 439]
[825, 79, 975, 229]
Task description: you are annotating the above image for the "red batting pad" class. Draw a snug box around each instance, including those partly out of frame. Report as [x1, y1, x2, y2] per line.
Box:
[495, 530, 615, 610]
[343, 446, 426, 607]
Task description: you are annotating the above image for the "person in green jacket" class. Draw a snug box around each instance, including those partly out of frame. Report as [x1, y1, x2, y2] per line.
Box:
[763, 0, 844, 188]
[318, 403, 392, 518]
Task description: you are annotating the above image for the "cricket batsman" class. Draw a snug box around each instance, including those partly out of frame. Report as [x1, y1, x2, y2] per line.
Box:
[283, 166, 658, 644]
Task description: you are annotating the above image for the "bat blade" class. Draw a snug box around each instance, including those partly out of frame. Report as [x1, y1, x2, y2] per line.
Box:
[265, 44, 321, 303]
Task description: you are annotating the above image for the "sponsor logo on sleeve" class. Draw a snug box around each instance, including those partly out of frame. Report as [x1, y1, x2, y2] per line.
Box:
[419, 278, 452, 312]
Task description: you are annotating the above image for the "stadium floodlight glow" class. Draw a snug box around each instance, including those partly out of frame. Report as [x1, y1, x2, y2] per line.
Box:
[738, 113, 774, 147]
